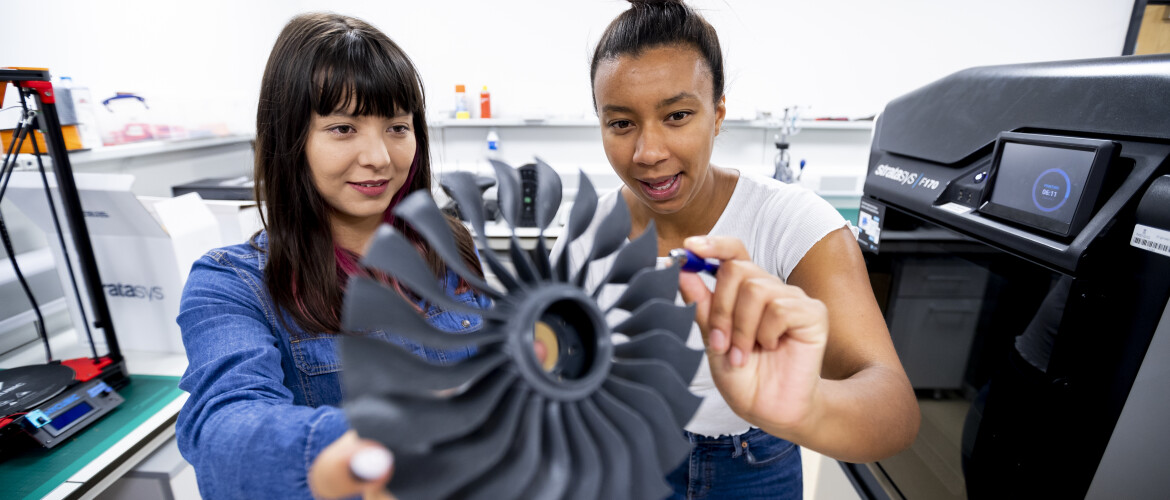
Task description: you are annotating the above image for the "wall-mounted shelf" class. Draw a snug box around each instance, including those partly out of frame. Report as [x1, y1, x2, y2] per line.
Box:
[430, 118, 599, 128]
[67, 135, 254, 165]
[429, 118, 874, 131]
[723, 119, 875, 131]
[8, 134, 256, 198]
[10, 135, 255, 168]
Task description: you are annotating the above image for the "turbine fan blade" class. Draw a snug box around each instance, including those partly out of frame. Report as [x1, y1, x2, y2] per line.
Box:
[574, 193, 631, 287]
[438, 171, 487, 236]
[439, 172, 526, 292]
[534, 236, 554, 282]
[489, 160, 541, 284]
[593, 220, 657, 298]
[393, 191, 504, 299]
[518, 402, 572, 499]
[561, 403, 603, 500]
[508, 234, 541, 285]
[556, 171, 598, 282]
[613, 329, 704, 384]
[488, 159, 522, 228]
[485, 243, 529, 292]
[532, 157, 562, 279]
[611, 358, 702, 428]
[608, 265, 680, 313]
[592, 391, 674, 500]
[457, 395, 545, 500]
[387, 386, 530, 500]
[345, 369, 516, 453]
[578, 399, 633, 499]
[340, 335, 507, 399]
[362, 226, 506, 319]
[342, 277, 505, 349]
[611, 299, 696, 342]
[602, 378, 692, 472]
[532, 157, 563, 232]
[564, 171, 598, 241]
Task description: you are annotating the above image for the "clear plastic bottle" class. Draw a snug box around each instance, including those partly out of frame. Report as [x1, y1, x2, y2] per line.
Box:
[63, 78, 103, 149]
[52, 76, 101, 150]
[455, 84, 469, 119]
[486, 128, 500, 159]
[54, 76, 77, 124]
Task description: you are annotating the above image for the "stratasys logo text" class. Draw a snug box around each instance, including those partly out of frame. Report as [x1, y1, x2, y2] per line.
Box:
[874, 164, 918, 185]
[874, 164, 940, 190]
[104, 282, 164, 301]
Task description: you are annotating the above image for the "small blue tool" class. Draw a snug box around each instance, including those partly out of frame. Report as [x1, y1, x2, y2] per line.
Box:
[668, 248, 721, 275]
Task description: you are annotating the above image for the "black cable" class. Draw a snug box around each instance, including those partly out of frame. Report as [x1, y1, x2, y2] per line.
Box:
[0, 115, 31, 203]
[0, 113, 52, 361]
[22, 89, 100, 359]
[0, 211, 51, 361]
[2, 117, 25, 178]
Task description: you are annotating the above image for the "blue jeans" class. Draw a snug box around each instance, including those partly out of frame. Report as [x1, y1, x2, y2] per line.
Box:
[665, 427, 803, 500]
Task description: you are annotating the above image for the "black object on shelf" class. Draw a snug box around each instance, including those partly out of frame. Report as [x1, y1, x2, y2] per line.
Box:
[171, 175, 254, 201]
[517, 163, 538, 227]
[439, 172, 496, 222]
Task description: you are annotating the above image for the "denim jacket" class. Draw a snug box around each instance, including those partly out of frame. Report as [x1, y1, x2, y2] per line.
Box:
[176, 232, 489, 499]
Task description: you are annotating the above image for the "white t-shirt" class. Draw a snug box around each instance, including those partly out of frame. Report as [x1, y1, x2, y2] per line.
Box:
[551, 171, 854, 437]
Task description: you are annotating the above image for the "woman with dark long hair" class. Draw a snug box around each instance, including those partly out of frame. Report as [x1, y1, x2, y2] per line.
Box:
[175, 13, 484, 499]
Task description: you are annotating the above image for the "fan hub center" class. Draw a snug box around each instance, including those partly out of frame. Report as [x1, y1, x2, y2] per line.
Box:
[508, 285, 613, 401]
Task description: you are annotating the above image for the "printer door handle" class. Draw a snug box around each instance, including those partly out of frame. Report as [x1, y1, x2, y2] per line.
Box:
[926, 275, 969, 282]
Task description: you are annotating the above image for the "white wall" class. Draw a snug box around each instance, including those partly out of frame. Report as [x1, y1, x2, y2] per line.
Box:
[3, 0, 1135, 133]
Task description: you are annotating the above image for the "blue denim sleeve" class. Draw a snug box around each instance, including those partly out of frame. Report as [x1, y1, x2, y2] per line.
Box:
[175, 252, 348, 500]
[476, 288, 493, 310]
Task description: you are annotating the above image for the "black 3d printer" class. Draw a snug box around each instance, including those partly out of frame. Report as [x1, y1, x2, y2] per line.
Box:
[854, 54, 1170, 498]
[0, 69, 129, 457]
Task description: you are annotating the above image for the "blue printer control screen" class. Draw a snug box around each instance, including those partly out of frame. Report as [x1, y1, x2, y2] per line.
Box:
[987, 141, 1095, 227]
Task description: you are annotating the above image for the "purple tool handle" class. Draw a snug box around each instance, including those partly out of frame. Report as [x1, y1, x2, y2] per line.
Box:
[669, 248, 720, 275]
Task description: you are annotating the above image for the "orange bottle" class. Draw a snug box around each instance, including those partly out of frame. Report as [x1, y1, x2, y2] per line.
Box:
[479, 86, 491, 119]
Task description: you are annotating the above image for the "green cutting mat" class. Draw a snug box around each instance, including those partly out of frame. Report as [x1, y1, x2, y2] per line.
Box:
[1, 374, 184, 499]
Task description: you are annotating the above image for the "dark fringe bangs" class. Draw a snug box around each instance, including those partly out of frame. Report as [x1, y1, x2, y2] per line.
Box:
[311, 34, 422, 118]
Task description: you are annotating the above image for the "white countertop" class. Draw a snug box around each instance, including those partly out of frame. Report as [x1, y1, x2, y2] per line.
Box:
[0, 329, 188, 377]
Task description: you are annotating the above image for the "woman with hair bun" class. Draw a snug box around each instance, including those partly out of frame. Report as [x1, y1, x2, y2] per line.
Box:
[556, 0, 921, 497]
[176, 13, 487, 500]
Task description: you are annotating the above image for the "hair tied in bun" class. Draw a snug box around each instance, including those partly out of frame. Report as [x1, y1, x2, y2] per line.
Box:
[593, 0, 724, 105]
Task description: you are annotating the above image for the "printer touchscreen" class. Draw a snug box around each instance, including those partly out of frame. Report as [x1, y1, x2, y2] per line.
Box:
[979, 133, 1115, 237]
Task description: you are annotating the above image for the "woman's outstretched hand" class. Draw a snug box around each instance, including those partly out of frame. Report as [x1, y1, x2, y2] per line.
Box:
[677, 235, 830, 436]
[309, 430, 396, 500]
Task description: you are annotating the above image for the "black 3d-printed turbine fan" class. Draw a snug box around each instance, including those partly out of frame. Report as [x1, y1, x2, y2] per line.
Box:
[339, 159, 703, 499]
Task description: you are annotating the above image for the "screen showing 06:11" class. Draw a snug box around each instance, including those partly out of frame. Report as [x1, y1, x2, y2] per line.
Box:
[988, 141, 1096, 226]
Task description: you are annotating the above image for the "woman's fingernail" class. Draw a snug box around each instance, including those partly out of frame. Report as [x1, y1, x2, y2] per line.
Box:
[710, 328, 727, 351]
[350, 447, 393, 482]
[729, 346, 744, 367]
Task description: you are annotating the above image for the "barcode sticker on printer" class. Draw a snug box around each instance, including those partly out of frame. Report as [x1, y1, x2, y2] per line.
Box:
[1131, 224, 1170, 258]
